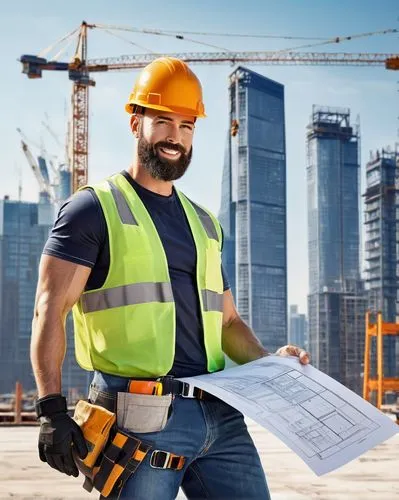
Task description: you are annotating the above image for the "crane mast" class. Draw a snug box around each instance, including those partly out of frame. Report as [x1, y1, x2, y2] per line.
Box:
[69, 22, 95, 191]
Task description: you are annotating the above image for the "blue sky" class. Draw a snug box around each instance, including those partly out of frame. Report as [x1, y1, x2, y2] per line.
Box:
[0, 0, 398, 314]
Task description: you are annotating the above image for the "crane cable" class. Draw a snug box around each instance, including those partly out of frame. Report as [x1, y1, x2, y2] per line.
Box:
[38, 27, 80, 58]
[91, 24, 397, 56]
[91, 24, 397, 51]
[100, 28, 157, 54]
[145, 29, 329, 40]
[52, 32, 81, 62]
[91, 24, 330, 41]
[93, 24, 232, 52]
[276, 28, 398, 53]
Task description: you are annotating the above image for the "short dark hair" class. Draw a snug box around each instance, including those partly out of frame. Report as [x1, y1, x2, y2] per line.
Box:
[132, 105, 145, 115]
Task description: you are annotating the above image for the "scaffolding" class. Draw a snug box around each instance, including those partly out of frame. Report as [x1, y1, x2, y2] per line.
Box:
[340, 284, 367, 395]
[306, 105, 357, 143]
[364, 149, 398, 317]
[363, 311, 399, 408]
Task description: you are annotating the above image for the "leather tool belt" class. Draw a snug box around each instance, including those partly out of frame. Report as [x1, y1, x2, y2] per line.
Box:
[128, 375, 218, 401]
[73, 400, 185, 498]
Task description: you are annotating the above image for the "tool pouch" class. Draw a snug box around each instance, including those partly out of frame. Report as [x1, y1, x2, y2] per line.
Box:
[91, 428, 151, 498]
[73, 399, 185, 498]
[73, 399, 116, 471]
[73, 400, 151, 498]
[117, 392, 173, 433]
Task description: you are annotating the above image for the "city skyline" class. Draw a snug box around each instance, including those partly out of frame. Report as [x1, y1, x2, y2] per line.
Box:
[0, 198, 52, 393]
[0, 1, 398, 315]
[0, 194, 89, 394]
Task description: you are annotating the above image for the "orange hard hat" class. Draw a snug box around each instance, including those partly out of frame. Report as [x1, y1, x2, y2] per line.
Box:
[125, 57, 206, 118]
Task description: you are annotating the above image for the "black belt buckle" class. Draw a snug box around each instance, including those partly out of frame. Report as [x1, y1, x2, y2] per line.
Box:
[157, 375, 175, 395]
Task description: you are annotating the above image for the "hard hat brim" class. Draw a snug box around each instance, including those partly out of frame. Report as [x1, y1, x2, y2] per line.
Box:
[125, 102, 206, 118]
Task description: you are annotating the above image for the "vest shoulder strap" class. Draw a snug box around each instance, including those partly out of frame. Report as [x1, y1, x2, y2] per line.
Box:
[177, 191, 222, 250]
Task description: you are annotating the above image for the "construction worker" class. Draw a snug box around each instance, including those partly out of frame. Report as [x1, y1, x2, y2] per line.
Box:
[31, 57, 310, 500]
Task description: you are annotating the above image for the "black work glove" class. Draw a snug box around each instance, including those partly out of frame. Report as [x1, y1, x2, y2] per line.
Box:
[36, 394, 88, 477]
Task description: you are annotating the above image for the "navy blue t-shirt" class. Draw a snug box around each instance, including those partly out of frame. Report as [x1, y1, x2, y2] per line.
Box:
[43, 171, 229, 378]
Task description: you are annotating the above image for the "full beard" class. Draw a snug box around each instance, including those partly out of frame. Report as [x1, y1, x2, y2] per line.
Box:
[137, 134, 193, 182]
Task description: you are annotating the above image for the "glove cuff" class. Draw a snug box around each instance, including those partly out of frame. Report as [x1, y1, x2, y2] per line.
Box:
[35, 394, 67, 418]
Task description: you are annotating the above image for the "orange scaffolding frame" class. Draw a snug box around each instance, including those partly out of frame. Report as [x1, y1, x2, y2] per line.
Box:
[363, 311, 399, 408]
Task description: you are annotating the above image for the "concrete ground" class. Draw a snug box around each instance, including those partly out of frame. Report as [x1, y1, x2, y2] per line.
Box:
[0, 421, 398, 500]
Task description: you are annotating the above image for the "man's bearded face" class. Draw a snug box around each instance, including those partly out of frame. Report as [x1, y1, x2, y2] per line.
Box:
[137, 128, 193, 182]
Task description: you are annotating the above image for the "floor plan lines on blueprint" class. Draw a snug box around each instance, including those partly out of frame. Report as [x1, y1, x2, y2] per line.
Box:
[179, 356, 398, 475]
[204, 359, 379, 461]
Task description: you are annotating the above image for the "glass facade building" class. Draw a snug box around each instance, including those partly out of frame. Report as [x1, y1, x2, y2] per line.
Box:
[0, 196, 89, 396]
[307, 106, 365, 394]
[57, 166, 72, 205]
[0, 198, 53, 393]
[307, 107, 360, 295]
[288, 305, 307, 349]
[364, 149, 399, 378]
[219, 67, 287, 351]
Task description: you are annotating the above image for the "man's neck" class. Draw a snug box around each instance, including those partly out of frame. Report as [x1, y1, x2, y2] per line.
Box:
[126, 163, 173, 196]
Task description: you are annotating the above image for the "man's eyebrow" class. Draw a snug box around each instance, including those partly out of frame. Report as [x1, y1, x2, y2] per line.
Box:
[156, 115, 173, 121]
[156, 115, 195, 125]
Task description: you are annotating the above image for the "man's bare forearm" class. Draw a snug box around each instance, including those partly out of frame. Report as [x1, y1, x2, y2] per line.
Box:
[222, 316, 268, 365]
[31, 300, 66, 398]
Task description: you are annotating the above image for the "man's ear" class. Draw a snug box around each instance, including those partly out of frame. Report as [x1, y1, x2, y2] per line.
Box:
[130, 114, 141, 138]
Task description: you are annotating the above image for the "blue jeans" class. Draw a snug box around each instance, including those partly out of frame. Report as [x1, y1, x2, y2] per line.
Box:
[89, 371, 271, 500]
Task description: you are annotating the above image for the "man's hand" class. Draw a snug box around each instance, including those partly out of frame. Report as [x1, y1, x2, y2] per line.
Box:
[274, 345, 310, 365]
[36, 395, 88, 477]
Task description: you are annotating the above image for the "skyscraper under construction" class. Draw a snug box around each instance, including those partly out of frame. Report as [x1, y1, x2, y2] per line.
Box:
[364, 148, 399, 379]
[307, 106, 366, 394]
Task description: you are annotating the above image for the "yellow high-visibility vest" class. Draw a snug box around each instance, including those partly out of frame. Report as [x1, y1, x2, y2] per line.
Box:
[72, 173, 225, 377]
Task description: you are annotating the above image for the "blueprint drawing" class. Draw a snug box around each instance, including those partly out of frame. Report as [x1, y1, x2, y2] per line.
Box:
[179, 356, 398, 475]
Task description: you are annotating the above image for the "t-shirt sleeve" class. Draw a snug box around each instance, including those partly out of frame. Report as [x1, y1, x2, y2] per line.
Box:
[42, 189, 105, 268]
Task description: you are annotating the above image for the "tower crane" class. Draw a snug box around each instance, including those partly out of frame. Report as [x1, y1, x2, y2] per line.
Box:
[19, 139, 54, 202]
[42, 115, 63, 150]
[42, 112, 70, 169]
[17, 126, 58, 179]
[19, 21, 399, 193]
[41, 118, 66, 187]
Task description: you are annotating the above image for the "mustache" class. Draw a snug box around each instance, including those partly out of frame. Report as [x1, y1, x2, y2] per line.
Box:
[154, 141, 187, 155]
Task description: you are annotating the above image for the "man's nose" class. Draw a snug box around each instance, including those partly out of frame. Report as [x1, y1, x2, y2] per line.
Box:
[165, 123, 181, 144]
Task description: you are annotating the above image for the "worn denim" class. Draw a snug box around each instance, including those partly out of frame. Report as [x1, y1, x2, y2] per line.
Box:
[90, 371, 271, 500]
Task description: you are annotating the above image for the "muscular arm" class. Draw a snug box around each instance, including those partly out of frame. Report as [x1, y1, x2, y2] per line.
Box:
[221, 289, 268, 364]
[31, 255, 91, 398]
[221, 289, 310, 365]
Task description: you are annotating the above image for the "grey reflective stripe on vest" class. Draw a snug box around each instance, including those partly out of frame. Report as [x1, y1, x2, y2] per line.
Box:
[189, 200, 219, 242]
[109, 181, 138, 226]
[202, 289, 223, 312]
[82, 282, 173, 313]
